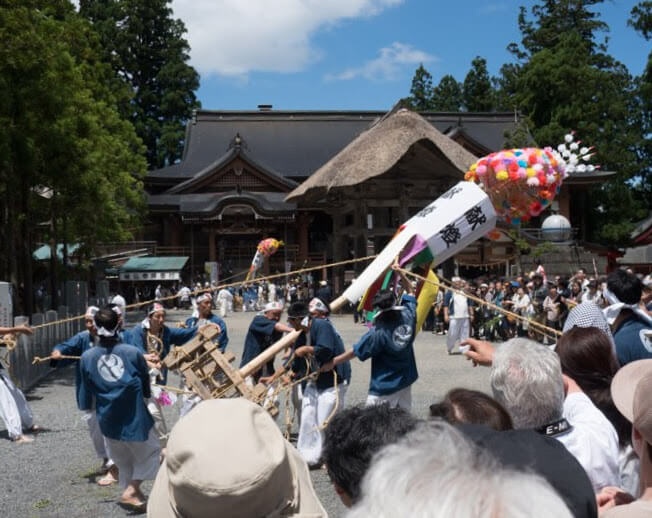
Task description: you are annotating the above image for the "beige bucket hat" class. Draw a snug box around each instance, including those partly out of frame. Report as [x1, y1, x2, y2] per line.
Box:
[611, 359, 652, 446]
[147, 398, 327, 518]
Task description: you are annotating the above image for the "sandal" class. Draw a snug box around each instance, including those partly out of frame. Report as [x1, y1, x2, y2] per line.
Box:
[97, 472, 118, 486]
[118, 499, 147, 513]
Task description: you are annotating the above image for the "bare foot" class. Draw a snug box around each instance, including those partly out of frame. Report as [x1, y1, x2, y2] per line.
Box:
[13, 435, 34, 444]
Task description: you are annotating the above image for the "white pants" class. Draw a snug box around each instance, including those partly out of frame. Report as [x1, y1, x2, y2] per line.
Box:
[218, 300, 227, 318]
[446, 318, 470, 352]
[147, 398, 168, 448]
[297, 381, 347, 465]
[0, 371, 33, 439]
[105, 429, 160, 488]
[366, 385, 412, 411]
[84, 411, 113, 465]
[291, 384, 303, 424]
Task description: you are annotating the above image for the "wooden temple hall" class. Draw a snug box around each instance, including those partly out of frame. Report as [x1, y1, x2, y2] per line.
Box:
[145, 107, 613, 289]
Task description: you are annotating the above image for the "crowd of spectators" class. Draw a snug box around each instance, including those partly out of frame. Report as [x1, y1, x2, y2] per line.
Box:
[424, 267, 652, 346]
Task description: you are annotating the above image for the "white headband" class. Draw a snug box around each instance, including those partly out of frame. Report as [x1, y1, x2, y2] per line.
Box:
[85, 306, 99, 319]
[196, 293, 212, 304]
[308, 298, 329, 314]
[263, 301, 283, 313]
[148, 303, 166, 316]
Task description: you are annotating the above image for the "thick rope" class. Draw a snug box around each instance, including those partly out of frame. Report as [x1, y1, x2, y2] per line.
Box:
[32, 354, 81, 364]
[27, 255, 377, 330]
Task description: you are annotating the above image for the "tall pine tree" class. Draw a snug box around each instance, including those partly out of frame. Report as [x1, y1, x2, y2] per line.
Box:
[0, 0, 146, 312]
[629, 1, 652, 205]
[462, 57, 494, 111]
[432, 75, 462, 111]
[80, 0, 200, 169]
[404, 64, 434, 111]
[507, 0, 647, 245]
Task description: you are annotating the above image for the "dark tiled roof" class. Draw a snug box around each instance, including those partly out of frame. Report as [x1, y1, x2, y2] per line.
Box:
[148, 110, 523, 182]
[148, 191, 296, 216]
[166, 146, 298, 194]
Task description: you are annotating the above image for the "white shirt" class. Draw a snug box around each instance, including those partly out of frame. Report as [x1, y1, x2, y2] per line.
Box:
[451, 292, 469, 319]
[217, 289, 232, 302]
[513, 293, 530, 312]
[558, 392, 620, 491]
[178, 286, 191, 301]
[581, 290, 602, 305]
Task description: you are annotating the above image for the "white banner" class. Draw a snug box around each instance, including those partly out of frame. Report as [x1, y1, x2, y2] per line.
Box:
[341, 181, 496, 303]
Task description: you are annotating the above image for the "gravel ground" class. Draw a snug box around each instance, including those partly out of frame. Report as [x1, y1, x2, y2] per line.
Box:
[0, 309, 491, 518]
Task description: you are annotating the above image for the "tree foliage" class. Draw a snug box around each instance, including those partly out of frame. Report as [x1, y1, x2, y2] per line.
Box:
[405, 64, 434, 111]
[80, 0, 201, 169]
[0, 0, 146, 312]
[462, 57, 494, 111]
[629, 1, 652, 210]
[629, 1, 652, 39]
[432, 75, 463, 111]
[506, 0, 649, 246]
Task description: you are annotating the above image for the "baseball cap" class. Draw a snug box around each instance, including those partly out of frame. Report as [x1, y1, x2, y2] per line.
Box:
[148, 399, 326, 518]
[611, 359, 652, 445]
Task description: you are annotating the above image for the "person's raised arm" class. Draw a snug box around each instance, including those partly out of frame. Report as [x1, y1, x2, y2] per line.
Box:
[392, 263, 415, 296]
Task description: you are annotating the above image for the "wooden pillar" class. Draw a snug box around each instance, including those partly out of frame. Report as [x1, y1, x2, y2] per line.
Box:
[208, 229, 216, 262]
[331, 210, 345, 294]
[166, 215, 183, 248]
[398, 184, 410, 222]
[297, 213, 309, 262]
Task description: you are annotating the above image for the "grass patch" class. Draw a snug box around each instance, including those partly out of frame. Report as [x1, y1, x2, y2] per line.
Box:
[33, 499, 51, 509]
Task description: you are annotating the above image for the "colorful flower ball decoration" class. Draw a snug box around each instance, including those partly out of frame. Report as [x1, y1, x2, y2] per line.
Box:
[257, 238, 284, 257]
[465, 147, 566, 225]
[465, 133, 596, 227]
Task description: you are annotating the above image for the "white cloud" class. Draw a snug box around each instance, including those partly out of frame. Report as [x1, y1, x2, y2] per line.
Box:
[170, 0, 404, 78]
[325, 42, 436, 81]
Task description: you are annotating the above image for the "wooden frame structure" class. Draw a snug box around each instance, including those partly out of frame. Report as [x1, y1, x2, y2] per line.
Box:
[163, 325, 302, 416]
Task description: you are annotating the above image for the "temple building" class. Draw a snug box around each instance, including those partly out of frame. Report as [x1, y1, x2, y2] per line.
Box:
[144, 106, 614, 288]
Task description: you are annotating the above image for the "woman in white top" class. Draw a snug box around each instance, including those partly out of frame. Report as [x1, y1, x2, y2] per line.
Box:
[512, 287, 531, 335]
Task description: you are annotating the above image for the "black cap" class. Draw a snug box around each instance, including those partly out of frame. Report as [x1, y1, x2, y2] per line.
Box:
[458, 424, 597, 518]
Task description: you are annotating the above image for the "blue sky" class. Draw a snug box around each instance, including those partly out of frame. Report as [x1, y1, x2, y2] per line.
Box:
[170, 0, 649, 111]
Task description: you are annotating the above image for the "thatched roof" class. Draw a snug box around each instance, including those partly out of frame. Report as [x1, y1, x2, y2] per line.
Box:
[285, 108, 479, 202]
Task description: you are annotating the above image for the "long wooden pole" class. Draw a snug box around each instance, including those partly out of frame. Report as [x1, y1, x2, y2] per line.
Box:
[239, 329, 302, 379]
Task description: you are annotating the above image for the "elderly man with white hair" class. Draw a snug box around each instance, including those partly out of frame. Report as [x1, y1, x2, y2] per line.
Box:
[346, 420, 574, 518]
[463, 336, 620, 491]
[443, 277, 473, 354]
